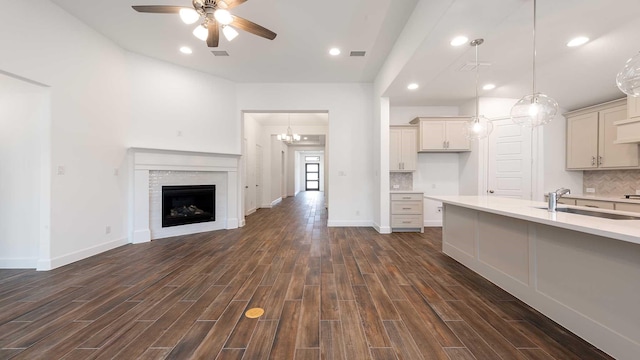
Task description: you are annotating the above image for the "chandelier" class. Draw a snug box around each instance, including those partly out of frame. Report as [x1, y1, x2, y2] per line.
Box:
[277, 115, 301, 144]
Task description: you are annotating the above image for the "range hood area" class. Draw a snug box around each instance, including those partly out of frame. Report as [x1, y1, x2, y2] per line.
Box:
[615, 95, 640, 143]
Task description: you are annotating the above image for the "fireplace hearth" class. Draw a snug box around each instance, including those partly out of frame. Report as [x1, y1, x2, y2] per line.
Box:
[162, 185, 215, 227]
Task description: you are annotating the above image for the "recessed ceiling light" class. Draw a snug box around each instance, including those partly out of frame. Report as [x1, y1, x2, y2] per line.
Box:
[407, 83, 419, 90]
[482, 83, 496, 90]
[567, 36, 589, 47]
[450, 36, 469, 47]
[304, 137, 308, 140]
[179, 46, 193, 54]
[329, 48, 341, 56]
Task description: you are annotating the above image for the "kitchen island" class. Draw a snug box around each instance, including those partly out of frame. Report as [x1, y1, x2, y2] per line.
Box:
[428, 196, 640, 360]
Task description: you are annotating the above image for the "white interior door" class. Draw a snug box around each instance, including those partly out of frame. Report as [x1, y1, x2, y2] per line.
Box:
[487, 119, 532, 199]
[256, 144, 263, 208]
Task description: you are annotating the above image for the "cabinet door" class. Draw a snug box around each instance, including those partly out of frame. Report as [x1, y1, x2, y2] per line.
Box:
[419, 121, 446, 150]
[575, 199, 615, 210]
[566, 112, 598, 169]
[628, 95, 640, 119]
[400, 128, 417, 170]
[389, 128, 402, 171]
[445, 121, 470, 150]
[599, 105, 639, 168]
[615, 202, 640, 213]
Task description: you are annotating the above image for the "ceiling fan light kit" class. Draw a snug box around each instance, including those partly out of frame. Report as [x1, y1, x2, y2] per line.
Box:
[132, 0, 276, 48]
[510, 0, 558, 128]
[463, 38, 493, 140]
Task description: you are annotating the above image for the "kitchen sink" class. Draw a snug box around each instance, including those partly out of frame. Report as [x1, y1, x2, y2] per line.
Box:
[535, 207, 640, 220]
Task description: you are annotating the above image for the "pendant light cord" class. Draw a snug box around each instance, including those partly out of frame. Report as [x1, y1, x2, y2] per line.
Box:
[475, 42, 480, 120]
[532, 0, 537, 95]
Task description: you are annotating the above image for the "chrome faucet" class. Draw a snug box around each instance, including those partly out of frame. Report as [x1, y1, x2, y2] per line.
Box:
[548, 188, 570, 212]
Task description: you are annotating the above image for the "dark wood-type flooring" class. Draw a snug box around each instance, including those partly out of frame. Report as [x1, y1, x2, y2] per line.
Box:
[0, 192, 612, 359]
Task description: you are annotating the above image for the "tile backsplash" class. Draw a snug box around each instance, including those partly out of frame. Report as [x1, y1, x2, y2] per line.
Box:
[583, 170, 640, 196]
[390, 172, 413, 191]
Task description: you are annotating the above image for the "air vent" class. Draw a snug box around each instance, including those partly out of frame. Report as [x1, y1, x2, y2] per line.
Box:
[350, 51, 366, 57]
[211, 51, 229, 56]
[459, 61, 491, 72]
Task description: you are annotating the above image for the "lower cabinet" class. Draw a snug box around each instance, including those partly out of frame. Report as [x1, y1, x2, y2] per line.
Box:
[390, 192, 423, 233]
[575, 199, 615, 210]
[615, 202, 640, 213]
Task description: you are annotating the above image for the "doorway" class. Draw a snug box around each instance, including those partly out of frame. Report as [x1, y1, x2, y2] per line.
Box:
[305, 163, 320, 191]
[487, 118, 533, 199]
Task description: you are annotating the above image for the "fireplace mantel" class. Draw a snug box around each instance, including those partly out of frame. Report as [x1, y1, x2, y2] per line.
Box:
[128, 148, 241, 244]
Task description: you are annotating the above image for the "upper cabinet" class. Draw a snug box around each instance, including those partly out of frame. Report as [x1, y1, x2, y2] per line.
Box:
[566, 98, 640, 170]
[390, 126, 417, 171]
[628, 95, 640, 119]
[409, 117, 470, 152]
[614, 95, 640, 144]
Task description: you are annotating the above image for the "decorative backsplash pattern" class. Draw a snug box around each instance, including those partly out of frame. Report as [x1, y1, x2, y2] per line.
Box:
[583, 170, 640, 196]
[390, 172, 413, 191]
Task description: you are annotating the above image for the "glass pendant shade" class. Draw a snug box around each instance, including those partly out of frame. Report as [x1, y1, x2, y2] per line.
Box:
[510, 93, 558, 127]
[193, 25, 208, 41]
[179, 8, 200, 24]
[464, 116, 493, 140]
[510, 0, 559, 128]
[617, 51, 640, 97]
[222, 25, 239, 41]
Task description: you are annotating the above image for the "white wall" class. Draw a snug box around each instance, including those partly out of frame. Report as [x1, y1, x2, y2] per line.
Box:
[237, 84, 374, 226]
[127, 53, 239, 154]
[390, 106, 459, 125]
[0, 1, 241, 269]
[0, 74, 49, 268]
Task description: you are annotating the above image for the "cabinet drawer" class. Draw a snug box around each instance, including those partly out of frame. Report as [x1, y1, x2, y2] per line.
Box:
[391, 193, 422, 201]
[615, 202, 640, 213]
[391, 201, 422, 214]
[391, 215, 423, 228]
[575, 199, 615, 210]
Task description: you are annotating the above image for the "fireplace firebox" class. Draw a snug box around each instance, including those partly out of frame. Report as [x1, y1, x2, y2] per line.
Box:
[162, 185, 215, 227]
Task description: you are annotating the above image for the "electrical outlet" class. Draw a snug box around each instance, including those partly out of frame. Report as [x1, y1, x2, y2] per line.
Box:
[57, 166, 65, 175]
[113, 168, 119, 176]
[586, 188, 595, 193]
[356, 210, 360, 216]
[176, 130, 183, 137]
[392, 184, 400, 189]
[105, 226, 111, 234]
[636, 189, 640, 195]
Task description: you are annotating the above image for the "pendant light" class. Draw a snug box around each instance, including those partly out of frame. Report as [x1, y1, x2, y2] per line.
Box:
[277, 115, 301, 144]
[510, 0, 558, 127]
[617, 51, 640, 97]
[464, 38, 493, 140]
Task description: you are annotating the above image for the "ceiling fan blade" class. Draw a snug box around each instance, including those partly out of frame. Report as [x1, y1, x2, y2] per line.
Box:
[231, 16, 277, 40]
[131, 5, 183, 14]
[207, 21, 220, 47]
[221, 0, 248, 9]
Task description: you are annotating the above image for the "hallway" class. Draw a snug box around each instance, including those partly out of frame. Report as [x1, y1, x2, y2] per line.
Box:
[0, 192, 609, 359]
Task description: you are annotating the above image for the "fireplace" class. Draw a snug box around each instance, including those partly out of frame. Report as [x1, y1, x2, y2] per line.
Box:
[162, 185, 215, 227]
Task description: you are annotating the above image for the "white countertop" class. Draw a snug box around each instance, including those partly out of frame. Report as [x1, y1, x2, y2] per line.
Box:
[427, 195, 640, 245]
[390, 190, 423, 194]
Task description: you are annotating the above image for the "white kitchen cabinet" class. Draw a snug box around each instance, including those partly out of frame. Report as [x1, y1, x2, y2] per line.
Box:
[389, 126, 417, 171]
[566, 99, 639, 169]
[575, 199, 615, 210]
[390, 192, 423, 233]
[615, 202, 640, 213]
[409, 117, 470, 152]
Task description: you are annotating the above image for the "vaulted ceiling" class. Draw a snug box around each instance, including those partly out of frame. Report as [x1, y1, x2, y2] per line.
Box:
[52, 0, 640, 111]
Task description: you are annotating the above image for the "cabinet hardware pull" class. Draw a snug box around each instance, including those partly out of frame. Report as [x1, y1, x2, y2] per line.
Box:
[402, 197, 411, 199]
[598, 156, 603, 165]
[591, 156, 596, 166]
[489, 190, 494, 194]
[402, 207, 411, 210]
[402, 221, 411, 224]
[584, 205, 599, 208]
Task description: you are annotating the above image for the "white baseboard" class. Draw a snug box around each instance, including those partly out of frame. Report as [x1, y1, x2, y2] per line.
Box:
[245, 207, 256, 216]
[37, 237, 128, 271]
[271, 197, 282, 207]
[424, 220, 443, 227]
[226, 218, 239, 229]
[0, 257, 37, 269]
[373, 222, 392, 234]
[327, 220, 373, 227]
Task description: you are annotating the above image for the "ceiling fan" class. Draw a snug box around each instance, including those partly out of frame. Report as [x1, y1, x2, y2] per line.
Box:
[132, 0, 277, 47]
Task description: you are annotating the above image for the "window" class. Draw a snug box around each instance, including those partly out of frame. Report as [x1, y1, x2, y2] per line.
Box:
[305, 156, 320, 162]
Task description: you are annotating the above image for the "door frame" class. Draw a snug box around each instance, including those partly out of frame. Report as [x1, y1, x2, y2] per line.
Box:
[305, 163, 320, 191]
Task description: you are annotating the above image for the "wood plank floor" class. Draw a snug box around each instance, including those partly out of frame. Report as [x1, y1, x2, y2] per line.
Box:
[0, 192, 613, 359]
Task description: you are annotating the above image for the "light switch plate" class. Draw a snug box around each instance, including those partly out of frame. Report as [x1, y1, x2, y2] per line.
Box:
[392, 184, 400, 189]
[636, 189, 640, 195]
[586, 188, 595, 193]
